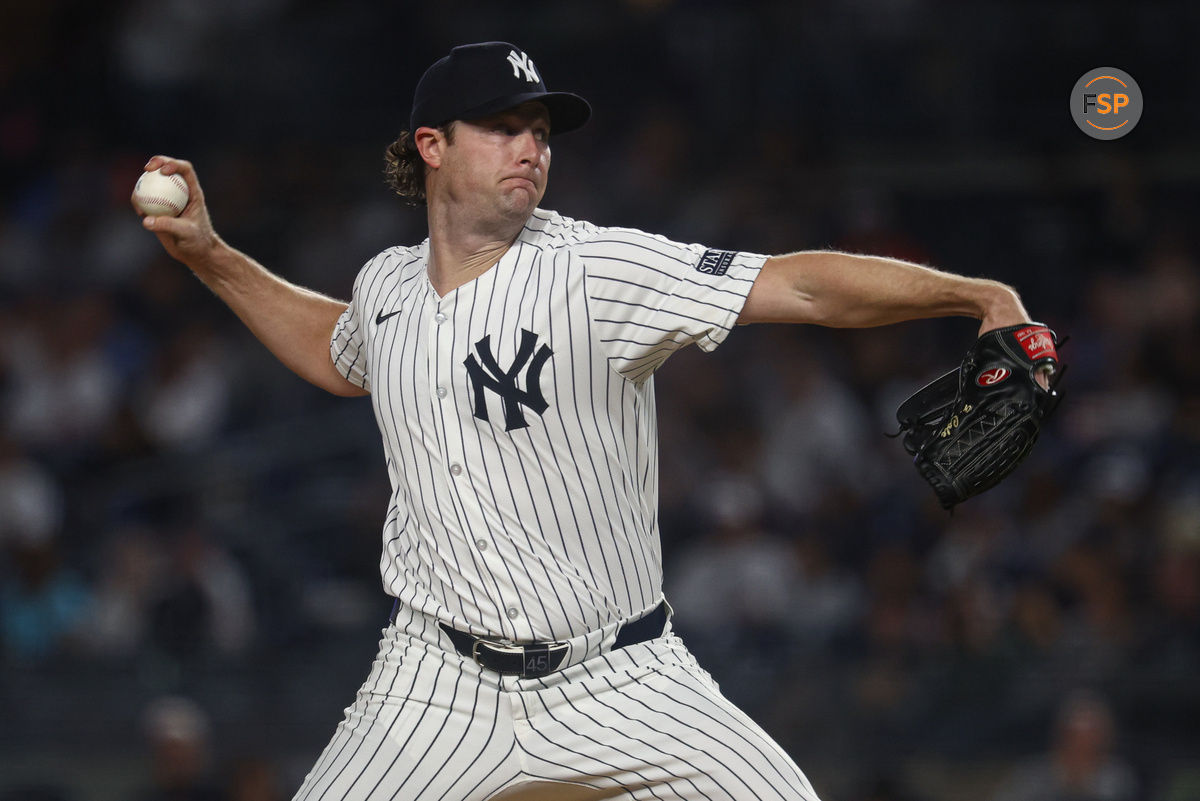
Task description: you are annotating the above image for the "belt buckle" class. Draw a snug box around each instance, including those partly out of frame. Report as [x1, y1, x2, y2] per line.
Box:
[471, 638, 564, 678]
[471, 638, 522, 663]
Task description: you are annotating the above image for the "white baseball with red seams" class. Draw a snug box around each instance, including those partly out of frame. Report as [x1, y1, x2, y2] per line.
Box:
[133, 168, 189, 217]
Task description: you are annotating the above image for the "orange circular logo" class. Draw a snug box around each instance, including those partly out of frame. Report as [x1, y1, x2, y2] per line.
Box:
[1071, 67, 1142, 140]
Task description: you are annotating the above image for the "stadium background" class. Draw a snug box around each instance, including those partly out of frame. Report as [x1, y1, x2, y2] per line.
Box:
[1, 1, 1197, 799]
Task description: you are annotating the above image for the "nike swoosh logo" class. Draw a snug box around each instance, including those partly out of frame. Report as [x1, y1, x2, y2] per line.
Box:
[375, 309, 401, 325]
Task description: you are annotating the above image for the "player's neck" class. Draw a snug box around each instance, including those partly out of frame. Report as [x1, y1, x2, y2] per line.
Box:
[425, 205, 526, 296]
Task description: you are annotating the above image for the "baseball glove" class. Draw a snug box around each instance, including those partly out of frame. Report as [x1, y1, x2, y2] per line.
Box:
[894, 323, 1063, 509]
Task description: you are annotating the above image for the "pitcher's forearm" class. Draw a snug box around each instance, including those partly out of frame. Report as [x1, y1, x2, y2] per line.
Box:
[741, 251, 1030, 333]
[191, 240, 366, 397]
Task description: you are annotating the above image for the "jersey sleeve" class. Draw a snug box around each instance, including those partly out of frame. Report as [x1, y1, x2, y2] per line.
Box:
[574, 226, 767, 381]
[330, 268, 371, 393]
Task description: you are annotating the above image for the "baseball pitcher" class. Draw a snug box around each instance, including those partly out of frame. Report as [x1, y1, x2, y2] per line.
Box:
[137, 42, 1054, 801]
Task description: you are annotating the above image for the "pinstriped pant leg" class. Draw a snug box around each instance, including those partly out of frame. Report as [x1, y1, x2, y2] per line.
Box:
[292, 627, 519, 801]
[511, 636, 820, 801]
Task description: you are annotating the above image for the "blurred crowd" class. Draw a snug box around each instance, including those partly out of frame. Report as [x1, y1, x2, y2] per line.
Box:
[1, 1, 1198, 800]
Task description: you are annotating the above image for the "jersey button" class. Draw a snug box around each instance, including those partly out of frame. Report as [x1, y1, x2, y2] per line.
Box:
[475, 539, 488, 551]
[436, 386, 447, 399]
[449, 463, 463, 477]
[506, 607, 520, 619]
[434, 312, 447, 324]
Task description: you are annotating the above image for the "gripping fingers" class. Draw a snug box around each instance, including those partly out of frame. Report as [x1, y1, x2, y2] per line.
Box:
[143, 155, 204, 208]
[146, 155, 194, 177]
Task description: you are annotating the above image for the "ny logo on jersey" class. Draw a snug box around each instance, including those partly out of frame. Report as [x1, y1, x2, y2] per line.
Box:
[464, 329, 553, 431]
[507, 49, 539, 83]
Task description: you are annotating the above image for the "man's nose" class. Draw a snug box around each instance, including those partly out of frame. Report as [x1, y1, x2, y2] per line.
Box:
[515, 131, 540, 163]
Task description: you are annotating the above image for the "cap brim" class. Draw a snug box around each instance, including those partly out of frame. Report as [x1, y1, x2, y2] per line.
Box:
[455, 91, 592, 135]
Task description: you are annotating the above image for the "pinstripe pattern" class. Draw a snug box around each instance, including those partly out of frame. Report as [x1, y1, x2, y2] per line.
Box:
[294, 607, 818, 800]
[313, 209, 819, 799]
[329, 209, 766, 642]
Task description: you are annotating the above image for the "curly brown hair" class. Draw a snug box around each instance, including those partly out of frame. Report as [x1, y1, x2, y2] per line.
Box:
[383, 123, 455, 207]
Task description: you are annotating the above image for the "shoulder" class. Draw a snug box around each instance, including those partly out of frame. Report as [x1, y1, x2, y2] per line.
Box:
[353, 242, 428, 286]
[523, 211, 697, 265]
[519, 208, 599, 250]
[569, 222, 714, 273]
[364, 242, 428, 272]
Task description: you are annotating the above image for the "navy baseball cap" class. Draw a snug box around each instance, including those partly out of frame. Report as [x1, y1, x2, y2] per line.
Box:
[409, 42, 591, 135]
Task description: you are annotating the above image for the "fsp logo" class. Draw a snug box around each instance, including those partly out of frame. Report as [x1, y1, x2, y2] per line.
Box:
[507, 50, 540, 83]
[1071, 67, 1142, 140]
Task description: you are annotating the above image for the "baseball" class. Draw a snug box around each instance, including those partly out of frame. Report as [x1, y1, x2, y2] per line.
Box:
[133, 168, 189, 217]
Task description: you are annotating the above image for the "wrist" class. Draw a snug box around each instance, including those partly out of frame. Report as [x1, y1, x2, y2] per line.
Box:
[977, 282, 1030, 331]
[187, 234, 233, 274]
[188, 236, 251, 293]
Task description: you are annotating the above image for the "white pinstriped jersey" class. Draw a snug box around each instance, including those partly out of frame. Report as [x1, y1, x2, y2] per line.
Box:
[330, 208, 766, 643]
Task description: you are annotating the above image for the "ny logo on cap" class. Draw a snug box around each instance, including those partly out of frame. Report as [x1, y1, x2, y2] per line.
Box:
[507, 49, 540, 83]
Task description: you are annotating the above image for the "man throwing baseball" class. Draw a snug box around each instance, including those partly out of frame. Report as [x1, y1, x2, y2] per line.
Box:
[138, 42, 1040, 801]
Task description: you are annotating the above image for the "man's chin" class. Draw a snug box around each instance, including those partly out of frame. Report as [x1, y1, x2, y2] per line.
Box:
[498, 188, 542, 219]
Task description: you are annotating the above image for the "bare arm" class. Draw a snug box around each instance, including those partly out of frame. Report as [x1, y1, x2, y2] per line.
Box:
[136, 156, 367, 398]
[738, 250, 1032, 336]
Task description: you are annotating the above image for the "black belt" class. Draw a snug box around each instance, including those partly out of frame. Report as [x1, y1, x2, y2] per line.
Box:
[391, 601, 669, 679]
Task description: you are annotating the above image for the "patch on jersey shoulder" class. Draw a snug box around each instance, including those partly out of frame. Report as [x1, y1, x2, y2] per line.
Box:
[696, 249, 736, 276]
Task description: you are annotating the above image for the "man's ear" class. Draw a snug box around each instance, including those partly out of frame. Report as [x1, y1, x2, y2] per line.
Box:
[414, 126, 445, 169]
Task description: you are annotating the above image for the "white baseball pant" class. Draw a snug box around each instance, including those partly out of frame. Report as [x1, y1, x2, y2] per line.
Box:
[293, 604, 820, 801]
